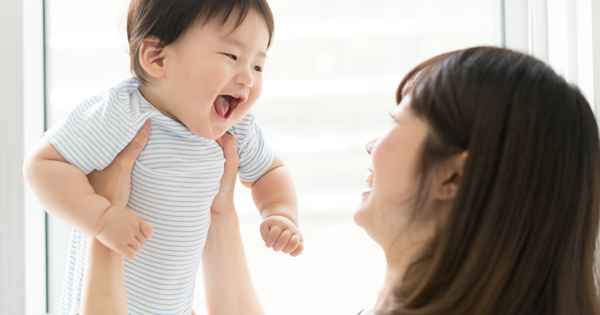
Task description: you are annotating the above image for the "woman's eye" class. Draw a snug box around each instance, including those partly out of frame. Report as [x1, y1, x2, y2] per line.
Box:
[388, 111, 400, 124]
[254, 65, 263, 72]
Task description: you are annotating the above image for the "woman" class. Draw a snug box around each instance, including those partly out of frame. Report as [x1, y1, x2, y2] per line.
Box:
[81, 46, 600, 314]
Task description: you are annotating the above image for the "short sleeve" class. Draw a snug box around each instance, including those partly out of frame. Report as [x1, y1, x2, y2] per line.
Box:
[229, 111, 275, 182]
[45, 80, 147, 174]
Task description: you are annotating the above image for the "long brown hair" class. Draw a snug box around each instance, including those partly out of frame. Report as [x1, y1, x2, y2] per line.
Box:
[380, 47, 600, 315]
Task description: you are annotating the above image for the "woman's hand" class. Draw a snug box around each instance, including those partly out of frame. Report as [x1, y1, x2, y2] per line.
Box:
[87, 120, 151, 207]
[87, 120, 154, 259]
[202, 132, 264, 315]
[210, 132, 240, 216]
[80, 119, 152, 315]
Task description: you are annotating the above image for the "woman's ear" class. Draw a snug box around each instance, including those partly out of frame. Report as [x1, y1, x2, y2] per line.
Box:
[139, 36, 167, 79]
[434, 151, 468, 201]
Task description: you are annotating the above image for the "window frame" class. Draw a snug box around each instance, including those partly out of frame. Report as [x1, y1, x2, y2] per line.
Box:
[503, 0, 600, 110]
[23, 0, 48, 314]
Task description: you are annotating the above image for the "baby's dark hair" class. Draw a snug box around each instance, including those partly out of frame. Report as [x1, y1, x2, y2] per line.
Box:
[127, 0, 274, 84]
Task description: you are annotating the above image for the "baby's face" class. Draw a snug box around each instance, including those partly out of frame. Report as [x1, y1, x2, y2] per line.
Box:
[159, 10, 269, 140]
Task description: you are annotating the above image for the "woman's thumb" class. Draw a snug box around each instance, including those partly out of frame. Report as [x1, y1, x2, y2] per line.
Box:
[115, 119, 151, 169]
[215, 132, 240, 185]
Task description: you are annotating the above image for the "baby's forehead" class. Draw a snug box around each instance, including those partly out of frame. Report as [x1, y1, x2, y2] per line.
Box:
[193, 7, 273, 46]
[194, 8, 259, 31]
[190, 13, 270, 52]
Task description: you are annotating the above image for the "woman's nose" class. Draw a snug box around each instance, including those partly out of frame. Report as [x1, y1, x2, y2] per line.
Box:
[365, 139, 375, 155]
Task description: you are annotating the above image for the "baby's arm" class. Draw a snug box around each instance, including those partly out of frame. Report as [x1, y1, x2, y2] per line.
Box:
[23, 123, 153, 259]
[242, 153, 304, 256]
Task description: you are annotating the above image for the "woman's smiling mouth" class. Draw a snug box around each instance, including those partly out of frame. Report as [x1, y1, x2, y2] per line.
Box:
[363, 170, 374, 194]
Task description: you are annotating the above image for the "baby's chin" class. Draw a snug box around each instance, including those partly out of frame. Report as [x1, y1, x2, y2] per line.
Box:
[187, 124, 232, 141]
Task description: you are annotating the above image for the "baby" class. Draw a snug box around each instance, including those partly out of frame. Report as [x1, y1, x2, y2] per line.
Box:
[23, 0, 303, 314]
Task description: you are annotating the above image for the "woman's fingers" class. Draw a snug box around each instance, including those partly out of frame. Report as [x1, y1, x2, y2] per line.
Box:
[215, 132, 240, 189]
[114, 119, 151, 170]
[87, 119, 151, 207]
[212, 132, 240, 213]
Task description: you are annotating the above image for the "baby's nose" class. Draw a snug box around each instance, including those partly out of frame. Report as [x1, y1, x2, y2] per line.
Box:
[234, 69, 254, 88]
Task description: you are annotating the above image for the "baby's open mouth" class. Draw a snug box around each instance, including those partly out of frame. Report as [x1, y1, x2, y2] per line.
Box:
[214, 95, 241, 119]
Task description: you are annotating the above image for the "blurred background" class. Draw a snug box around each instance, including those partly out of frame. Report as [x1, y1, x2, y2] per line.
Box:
[42, 0, 495, 314]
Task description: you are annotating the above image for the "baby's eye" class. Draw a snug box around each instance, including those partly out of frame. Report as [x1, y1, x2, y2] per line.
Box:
[223, 53, 237, 61]
[254, 65, 263, 72]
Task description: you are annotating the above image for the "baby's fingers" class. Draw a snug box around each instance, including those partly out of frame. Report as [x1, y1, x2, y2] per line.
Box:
[260, 221, 270, 243]
[273, 230, 292, 252]
[129, 238, 142, 252]
[264, 225, 282, 248]
[140, 218, 154, 239]
[135, 230, 147, 248]
[282, 234, 301, 254]
[289, 242, 304, 257]
[120, 245, 136, 260]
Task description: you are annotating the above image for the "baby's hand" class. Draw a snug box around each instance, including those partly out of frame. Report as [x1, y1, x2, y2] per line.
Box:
[260, 216, 304, 257]
[95, 206, 154, 260]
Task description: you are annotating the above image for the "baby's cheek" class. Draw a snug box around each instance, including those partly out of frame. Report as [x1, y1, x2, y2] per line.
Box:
[233, 103, 255, 123]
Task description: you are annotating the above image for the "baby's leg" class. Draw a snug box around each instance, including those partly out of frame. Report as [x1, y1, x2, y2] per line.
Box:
[80, 236, 128, 315]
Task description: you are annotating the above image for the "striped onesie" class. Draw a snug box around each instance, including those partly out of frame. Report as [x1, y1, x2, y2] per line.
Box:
[46, 78, 274, 315]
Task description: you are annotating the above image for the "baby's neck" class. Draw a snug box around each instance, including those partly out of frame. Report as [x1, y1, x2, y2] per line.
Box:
[138, 84, 181, 123]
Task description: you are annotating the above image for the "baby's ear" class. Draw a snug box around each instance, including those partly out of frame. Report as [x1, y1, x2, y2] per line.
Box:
[433, 151, 468, 201]
[139, 36, 166, 79]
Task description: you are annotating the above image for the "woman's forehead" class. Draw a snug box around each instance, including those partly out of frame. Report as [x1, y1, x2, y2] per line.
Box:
[394, 95, 412, 116]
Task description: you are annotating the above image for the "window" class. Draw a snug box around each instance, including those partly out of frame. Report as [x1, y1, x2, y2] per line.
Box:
[43, 1, 495, 314]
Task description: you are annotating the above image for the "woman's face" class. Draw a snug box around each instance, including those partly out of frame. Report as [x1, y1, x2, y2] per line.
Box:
[354, 96, 430, 249]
